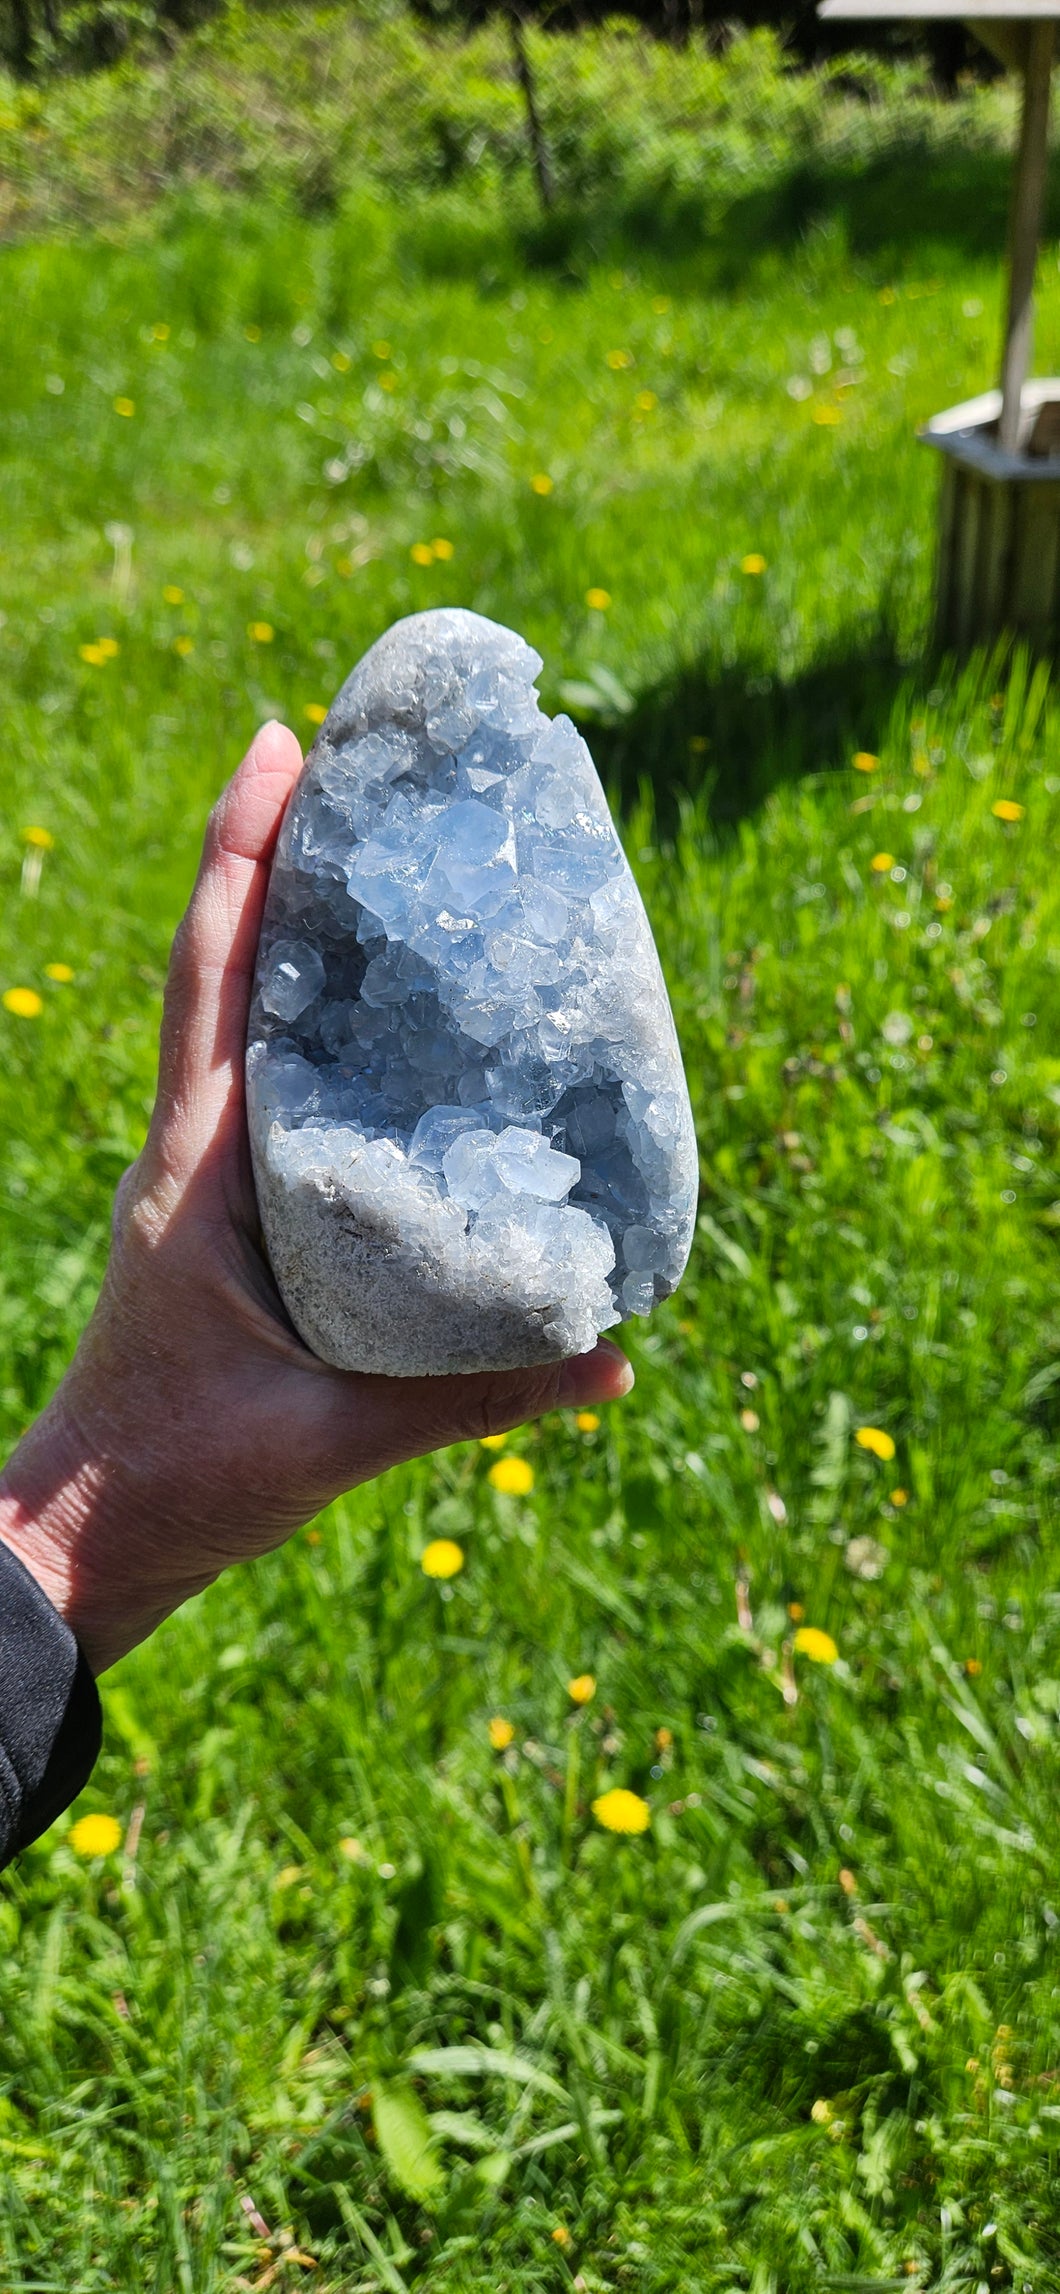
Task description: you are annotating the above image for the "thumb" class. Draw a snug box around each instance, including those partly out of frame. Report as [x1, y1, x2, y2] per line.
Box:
[326, 1339, 635, 1482]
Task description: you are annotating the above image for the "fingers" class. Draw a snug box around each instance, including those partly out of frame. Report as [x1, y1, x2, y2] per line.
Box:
[319, 1338, 635, 1485]
[150, 723, 304, 1184]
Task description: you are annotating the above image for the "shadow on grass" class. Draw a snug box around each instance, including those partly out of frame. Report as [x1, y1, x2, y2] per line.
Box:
[590, 628, 913, 830]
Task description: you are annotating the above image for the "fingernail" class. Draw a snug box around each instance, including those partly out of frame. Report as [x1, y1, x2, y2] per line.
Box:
[557, 1342, 634, 1407]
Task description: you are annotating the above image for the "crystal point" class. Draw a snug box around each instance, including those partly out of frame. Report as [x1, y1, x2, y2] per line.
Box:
[247, 608, 697, 1374]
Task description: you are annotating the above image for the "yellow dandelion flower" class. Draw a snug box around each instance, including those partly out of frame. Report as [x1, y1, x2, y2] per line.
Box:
[890, 1487, 908, 1507]
[79, 643, 106, 666]
[244, 324, 262, 343]
[22, 826, 54, 850]
[331, 350, 351, 372]
[531, 472, 554, 495]
[552, 2226, 572, 2249]
[410, 542, 435, 566]
[635, 390, 658, 411]
[488, 1716, 515, 1750]
[965, 1656, 983, 1677]
[339, 1835, 367, 1862]
[870, 852, 895, 873]
[856, 1426, 895, 1462]
[69, 1812, 122, 1857]
[788, 1600, 805, 1621]
[151, 322, 170, 341]
[305, 703, 328, 725]
[852, 752, 879, 773]
[812, 406, 842, 425]
[810, 2097, 833, 2126]
[586, 587, 611, 611]
[45, 963, 74, 983]
[96, 637, 120, 660]
[163, 585, 184, 605]
[575, 1410, 599, 1432]
[793, 1626, 839, 1665]
[113, 397, 135, 418]
[380, 373, 397, 391]
[373, 341, 391, 359]
[488, 1456, 534, 1496]
[592, 1787, 650, 1834]
[431, 538, 454, 561]
[421, 1538, 464, 1579]
[992, 799, 1024, 822]
[173, 636, 194, 657]
[479, 1432, 508, 1450]
[606, 348, 633, 370]
[741, 553, 767, 575]
[655, 1725, 673, 1750]
[935, 894, 953, 911]
[567, 1673, 596, 1705]
[248, 621, 274, 644]
[3, 988, 43, 1019]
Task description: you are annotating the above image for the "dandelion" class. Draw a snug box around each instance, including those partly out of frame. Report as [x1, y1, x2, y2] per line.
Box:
[79, 644, 107, 666]
[965, 1657, 983, 1676]
[69, 1812, 122, 1857]
[380, 373, 397, 392]
[870, 852, 895, 873]
[22, 826, 54, 850]
[992, 799, 1024, 822]
[488, 1456, 534, 1496]
[856, 1426, 895, 1462]
[655, 1725, 673, 1750]
[586, 587, 611, 611]
[163, 585, 184, 605]
[431, 538, 455, 561]
[45, 964, 74, 983]
[575, 1410, 599, 1432]
[592, 1787, 650, 1835]
[479, 1432, 507, 1450]
[113, 398, 135, 418]
[852, 752, 879, 773]
[552, 2226, 572, 2249]
[793, 1626, 839, 1665]
[331, 350, 351, 372]
[788, 1600, 805, 1621]
[488, 1716, 515, 1750]
[567, 1674, 596, 1705]
[890, 1487, 908, 1507]
[812, 406, 842, 425]
[373, 341, 391, 359]
[635, 390, 658, 411]
[3, 988, 43, 1019]
[741, 553, 767, 575]
[739, 1408, 760, 1432]
[96, 637, 120, 659]
[810, 2098, 833, 2126]
[531, 472, 554, 495]
[151, 322, 170, 341]
[248, 622, 274, 644]
[339, 1835, 367, 1863]
[305, 703, 328, 725]
[421, 1538, 464, 1579]
[410, 542, 435, 566]
[606, 348, 633, 370]
[935, 893, 953, 912]
[173, 636, 194, 658]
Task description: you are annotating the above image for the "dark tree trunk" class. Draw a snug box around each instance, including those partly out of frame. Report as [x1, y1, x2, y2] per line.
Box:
[508, 5, 555, 213]
[40, 0, 60, 45]
[10, 0, 35, 77]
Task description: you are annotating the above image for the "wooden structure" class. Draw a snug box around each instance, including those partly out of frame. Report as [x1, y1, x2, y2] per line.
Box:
[819, 0, 1060, 646]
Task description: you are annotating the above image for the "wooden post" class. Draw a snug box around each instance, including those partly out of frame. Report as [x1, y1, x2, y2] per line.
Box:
[999, 21, 1055, 452]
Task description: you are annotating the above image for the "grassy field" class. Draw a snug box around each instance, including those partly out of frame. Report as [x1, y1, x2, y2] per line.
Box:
[5, 19, 1060, 2287]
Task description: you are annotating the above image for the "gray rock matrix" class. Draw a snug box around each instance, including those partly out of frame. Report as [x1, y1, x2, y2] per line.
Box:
[247, 608, 697, 1375]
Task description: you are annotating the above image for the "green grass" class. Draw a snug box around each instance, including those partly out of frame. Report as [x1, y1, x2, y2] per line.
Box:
[5, 26, 1060, 2286]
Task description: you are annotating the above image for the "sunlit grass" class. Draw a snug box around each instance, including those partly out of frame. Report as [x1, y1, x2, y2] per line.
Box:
[3, 88, 1060, 2289]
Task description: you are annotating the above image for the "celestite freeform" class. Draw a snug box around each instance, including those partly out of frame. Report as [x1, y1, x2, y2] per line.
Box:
[247, 608, 697, 1375]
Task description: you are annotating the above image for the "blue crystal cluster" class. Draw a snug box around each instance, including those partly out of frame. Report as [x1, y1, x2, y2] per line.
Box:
[248, 609, 697, 1373]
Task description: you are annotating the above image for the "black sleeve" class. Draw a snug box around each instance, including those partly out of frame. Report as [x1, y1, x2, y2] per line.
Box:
[0, 1540, 102, 1870]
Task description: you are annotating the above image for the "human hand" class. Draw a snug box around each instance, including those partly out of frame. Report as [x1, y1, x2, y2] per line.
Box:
[0, 724, 633, 1673]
